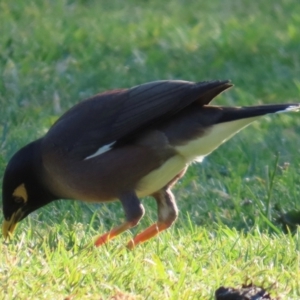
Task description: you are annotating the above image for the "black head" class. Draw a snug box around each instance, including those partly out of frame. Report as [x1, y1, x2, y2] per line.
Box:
[2, 140, 57, 239]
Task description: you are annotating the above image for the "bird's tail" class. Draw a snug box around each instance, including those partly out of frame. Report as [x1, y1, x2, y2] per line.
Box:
[175, 103, 300, 162]
[213, 103, 300, 124]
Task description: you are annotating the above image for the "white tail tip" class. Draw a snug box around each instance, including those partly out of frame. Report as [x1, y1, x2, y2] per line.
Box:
[276, 105, 300, 114]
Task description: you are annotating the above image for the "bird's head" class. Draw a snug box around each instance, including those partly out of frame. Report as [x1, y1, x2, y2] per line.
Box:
[2, 140, 56, 239]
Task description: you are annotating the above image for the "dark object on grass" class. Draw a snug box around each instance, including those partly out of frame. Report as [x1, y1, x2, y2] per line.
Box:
[277, 209, 300, 233]
[215, 283, 274, 300]
[2, 80, 300, 248]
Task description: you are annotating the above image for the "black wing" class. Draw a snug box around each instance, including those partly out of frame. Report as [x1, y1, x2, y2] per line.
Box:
[42, 80, 232, 160]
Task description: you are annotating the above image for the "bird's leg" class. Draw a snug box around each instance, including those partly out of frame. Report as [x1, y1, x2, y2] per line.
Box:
[127, 189, 178, 249]
[94, 192, 145, 247]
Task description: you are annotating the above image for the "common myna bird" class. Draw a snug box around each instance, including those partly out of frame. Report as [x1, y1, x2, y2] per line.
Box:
[2, 80, 299, 248]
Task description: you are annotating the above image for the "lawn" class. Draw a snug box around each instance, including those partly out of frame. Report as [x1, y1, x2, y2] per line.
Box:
[1, 0, 300, 299]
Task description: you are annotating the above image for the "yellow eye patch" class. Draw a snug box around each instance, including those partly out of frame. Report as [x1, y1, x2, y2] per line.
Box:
[12, 183, 28, 203]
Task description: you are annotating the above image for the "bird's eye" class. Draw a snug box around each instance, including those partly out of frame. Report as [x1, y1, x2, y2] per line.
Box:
[14, 196, 24, 204]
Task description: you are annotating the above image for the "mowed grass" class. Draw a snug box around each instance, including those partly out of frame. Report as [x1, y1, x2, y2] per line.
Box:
[1, 0, 300, 299]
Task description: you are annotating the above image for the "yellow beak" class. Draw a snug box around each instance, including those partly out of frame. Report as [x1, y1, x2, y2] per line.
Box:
[2, 209, 22, 239]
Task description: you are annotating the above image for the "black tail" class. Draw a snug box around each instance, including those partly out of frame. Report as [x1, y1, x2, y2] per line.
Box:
[215, 104, 300, 123]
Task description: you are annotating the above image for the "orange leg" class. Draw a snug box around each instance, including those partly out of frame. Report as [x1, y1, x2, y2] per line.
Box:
[95, 192, 145, 247]
[94, 222, 133, 247]
[126, 222, 169, 249]
[127, 189, 178, 249]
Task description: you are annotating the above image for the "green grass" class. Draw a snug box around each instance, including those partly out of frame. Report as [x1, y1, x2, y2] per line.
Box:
[1, 0, 300, 299]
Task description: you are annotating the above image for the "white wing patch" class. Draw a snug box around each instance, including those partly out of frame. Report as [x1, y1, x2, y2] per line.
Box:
[84, 142, 116, 160]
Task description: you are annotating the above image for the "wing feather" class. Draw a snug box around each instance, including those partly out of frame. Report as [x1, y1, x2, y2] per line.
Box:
[42, 80, 232, 160]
